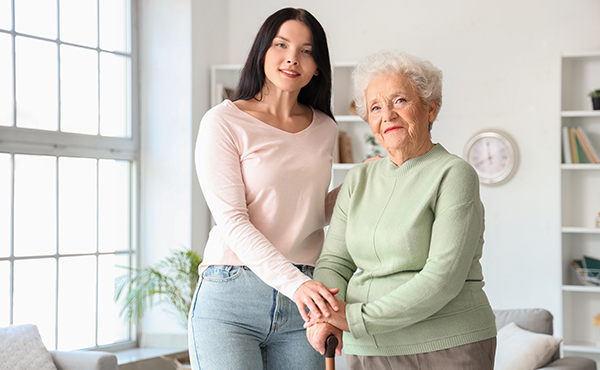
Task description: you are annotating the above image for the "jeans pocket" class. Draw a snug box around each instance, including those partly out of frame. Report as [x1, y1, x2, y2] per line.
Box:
[202, 265, 244, 282]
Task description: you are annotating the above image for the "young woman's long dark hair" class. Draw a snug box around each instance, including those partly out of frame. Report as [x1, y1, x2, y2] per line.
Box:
[234, 8, 334, 121]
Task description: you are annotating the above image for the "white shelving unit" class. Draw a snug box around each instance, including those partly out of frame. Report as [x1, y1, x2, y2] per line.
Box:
[560, 52, 600, 358]
[211, 63, 378, 190]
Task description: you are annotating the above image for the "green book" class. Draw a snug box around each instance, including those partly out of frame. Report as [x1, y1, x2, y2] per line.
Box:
[583, 256, 600, 283]
[574, 132, 588, 164]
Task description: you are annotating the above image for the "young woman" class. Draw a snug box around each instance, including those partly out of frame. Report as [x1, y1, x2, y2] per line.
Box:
[188, 8, 340, 370]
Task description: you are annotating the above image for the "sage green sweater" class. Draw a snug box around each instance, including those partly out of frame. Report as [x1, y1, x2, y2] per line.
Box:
[314, 144, 496, 356]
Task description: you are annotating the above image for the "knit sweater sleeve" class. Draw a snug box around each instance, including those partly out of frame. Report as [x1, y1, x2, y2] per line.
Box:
[195, 106, 310, 299]
[314, 180, 356, 301]
[347, 161, 484, 338]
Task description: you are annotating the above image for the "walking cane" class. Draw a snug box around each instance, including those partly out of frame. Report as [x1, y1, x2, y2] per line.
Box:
[325, 335, 338, 370]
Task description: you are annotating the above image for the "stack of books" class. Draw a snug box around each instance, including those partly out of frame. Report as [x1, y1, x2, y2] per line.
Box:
[562, 126, 599, 164]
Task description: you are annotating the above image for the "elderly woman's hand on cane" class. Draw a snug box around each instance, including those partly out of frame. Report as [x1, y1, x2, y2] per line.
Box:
[306, 323, 343, 356]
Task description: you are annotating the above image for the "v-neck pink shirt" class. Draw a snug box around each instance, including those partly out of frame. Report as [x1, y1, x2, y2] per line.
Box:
[195, 100, 339, 299]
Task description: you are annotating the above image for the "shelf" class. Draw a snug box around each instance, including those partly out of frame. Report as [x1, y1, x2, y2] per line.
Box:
[562, 227, 600, 234]
[561, 164, 600, 170]
[560, 53, 600, 355]
[563, 285, 600, 293]
[562, 51, 600, 59]
[562, 110, 600, 118]
[333, 163, 358, 170]
[335, 115, 364, 123]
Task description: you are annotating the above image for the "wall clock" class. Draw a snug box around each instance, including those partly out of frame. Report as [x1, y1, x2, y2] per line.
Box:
[464, 130, 518, 185]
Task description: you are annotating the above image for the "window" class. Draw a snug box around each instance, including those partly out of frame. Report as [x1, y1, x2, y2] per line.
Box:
[0, 0, 137, 351]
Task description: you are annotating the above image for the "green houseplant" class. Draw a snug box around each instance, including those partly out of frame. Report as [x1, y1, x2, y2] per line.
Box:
[364, 134, 383, 160]
[115, 248, 202, 329]
[588, 89, 600, 110]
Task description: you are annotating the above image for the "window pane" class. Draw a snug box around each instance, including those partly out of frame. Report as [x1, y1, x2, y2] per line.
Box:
[0, 261, 9, 327]
[58, 256, 96, 350]
[15, 0, 57, 39]
[0, 154, 10, 258]
[60, 45, 98, 135]
[100, 52, 130, 137]
[59, 157, 97, 255]
[14, 155, 56, 256]
[98, 253, 130, 345]
[99, 0, 129, 53]
[15, 36, 58, 130]
[0, 33, 13, 127]
[14, 258, 56, 349]
[60, 0, 97, 47]
[0, 0, 11, 31]
[98, 160, 129, 252]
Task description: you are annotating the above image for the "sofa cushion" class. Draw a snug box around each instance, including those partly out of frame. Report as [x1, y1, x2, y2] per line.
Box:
[495, 322, 562, 370]
[0, 324, 58, 370]
[494, 308, 554, 335]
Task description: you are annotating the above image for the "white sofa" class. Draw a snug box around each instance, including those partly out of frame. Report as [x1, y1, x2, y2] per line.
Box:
[0, 324, 117, 370]
[494, 308, 596, 370]
[50, 350, 118, 370]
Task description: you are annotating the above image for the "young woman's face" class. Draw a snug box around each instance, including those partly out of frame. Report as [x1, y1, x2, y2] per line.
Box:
[263, 20, 319, 94]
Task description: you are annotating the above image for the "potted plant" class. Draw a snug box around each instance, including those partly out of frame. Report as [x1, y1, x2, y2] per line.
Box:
[364, 134, 383, 160]
[588, 89, 600, 110]
[115, 248, 202, 330]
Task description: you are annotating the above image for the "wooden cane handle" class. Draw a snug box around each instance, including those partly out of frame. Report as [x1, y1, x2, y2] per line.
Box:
[325, 335, 338, 358]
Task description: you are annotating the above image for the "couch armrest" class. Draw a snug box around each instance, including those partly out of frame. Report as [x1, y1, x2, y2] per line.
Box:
[538, 356, 597, 370]
[50, 350, 118, 370]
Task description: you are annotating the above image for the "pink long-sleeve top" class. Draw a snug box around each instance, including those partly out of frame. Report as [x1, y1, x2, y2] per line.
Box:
[195, 100, 339, 299]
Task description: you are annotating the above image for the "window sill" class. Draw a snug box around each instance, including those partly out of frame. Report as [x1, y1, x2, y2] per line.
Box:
[115, 346, 188, 367]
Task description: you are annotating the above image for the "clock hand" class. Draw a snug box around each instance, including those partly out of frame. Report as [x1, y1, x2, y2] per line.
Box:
[474, 156, 492, 167]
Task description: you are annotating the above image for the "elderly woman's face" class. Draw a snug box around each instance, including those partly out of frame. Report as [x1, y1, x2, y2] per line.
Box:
[365, 74, 437, 155]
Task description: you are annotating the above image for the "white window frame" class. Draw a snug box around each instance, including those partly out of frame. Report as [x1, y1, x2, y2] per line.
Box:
[0, 0, 140, 352]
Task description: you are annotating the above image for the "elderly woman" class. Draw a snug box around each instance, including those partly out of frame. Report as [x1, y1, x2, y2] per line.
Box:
[304, 50, 497, 370]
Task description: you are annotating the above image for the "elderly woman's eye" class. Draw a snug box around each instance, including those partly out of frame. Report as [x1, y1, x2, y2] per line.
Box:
[370, 106, 380, 112]
[395, 98, 406, 104]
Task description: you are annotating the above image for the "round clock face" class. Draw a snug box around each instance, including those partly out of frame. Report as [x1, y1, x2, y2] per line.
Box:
[464, 131, 518, 185]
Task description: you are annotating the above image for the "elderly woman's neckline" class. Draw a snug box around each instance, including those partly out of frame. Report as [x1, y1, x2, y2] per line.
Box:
[388, 141, 436, 167]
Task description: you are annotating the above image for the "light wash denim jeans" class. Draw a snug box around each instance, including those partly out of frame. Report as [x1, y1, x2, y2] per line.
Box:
[188, 265, 324, 370]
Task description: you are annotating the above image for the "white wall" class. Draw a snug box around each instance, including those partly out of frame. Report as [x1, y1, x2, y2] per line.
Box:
[140, 0, 600, 345]
[138, 0, 229, 344]
[138, 0, 194, 340]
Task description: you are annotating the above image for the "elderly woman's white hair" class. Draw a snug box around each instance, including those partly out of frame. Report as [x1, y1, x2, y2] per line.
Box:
[352, 50, 443, 128]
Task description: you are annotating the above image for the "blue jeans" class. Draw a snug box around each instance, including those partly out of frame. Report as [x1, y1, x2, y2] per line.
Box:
[188, 265, 324, 370]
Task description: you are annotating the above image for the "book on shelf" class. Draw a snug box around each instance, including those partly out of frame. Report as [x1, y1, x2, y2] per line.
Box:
[563, 126, 599, 164]
[338, 131, 355, 164]
[575, 127, 599, 163]
[562, 126, 572, 164]
[333, 131, 340, 163]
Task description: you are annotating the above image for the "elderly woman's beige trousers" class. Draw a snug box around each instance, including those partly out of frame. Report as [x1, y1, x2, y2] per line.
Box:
[346, 337, 496, 370]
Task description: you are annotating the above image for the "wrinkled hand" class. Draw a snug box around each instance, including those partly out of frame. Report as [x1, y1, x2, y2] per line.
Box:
[304, 295, 349, 332]
[293, 280, 339, 322]
[307, 323, 343, 356]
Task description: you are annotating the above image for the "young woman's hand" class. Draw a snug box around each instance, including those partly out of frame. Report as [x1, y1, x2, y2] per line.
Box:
[303, 295, 349, 332]
[293, 280, 339, 322]
[363, 155, 383, 163]
[306, 323, 343, 356]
